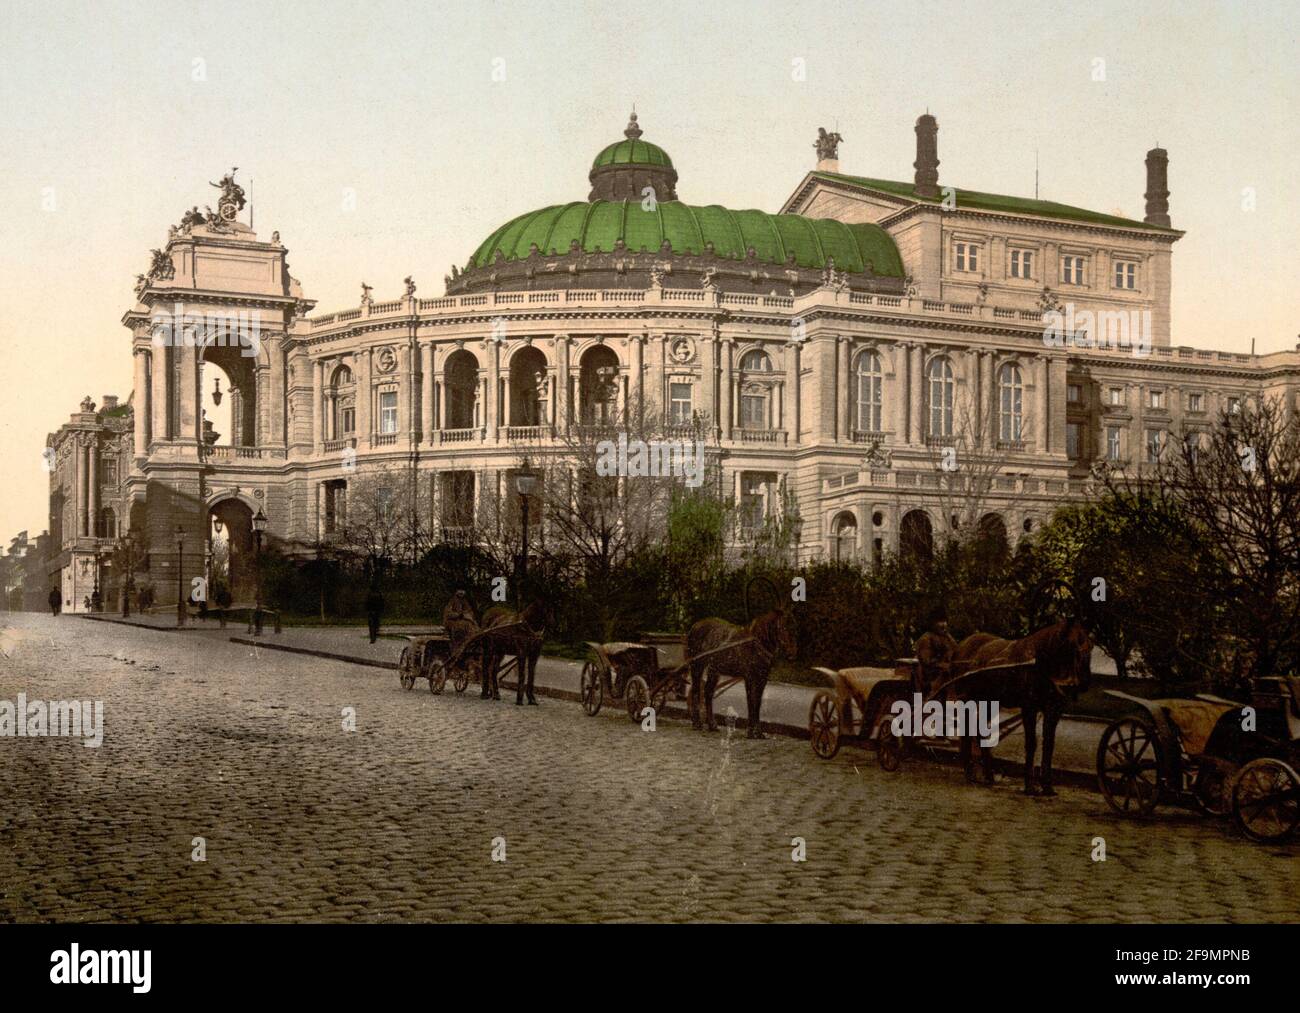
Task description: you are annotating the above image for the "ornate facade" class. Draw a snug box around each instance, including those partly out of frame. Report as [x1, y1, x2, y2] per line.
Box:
[53, 113, 1300, 605]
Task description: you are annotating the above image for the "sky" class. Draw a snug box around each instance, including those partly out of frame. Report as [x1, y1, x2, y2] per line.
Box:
[1, 0, 1297, 539]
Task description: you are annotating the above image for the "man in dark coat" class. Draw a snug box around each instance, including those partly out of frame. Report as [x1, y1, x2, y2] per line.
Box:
[914, 608, 958, 696]
[442, 589, 482, 694]
[48, 586, 61, 616]
[366, 586, 385, 644]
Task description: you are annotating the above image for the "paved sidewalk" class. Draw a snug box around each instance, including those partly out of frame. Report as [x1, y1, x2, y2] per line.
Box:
[83, 612, 1109, 782]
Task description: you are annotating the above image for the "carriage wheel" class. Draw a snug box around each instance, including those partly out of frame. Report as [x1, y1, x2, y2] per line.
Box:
[1191, 762, 1233, 818]
[454, 658, 475, 695]
[649, 682, 669, 716]
[398, 648, 415, 691]
[1232, 758, 1300, 843]
[877, 720, 903, 772]
[625, 675, 650, 723]
[1097, 718, 1163, 817]
[808, 693, 841, 759]
[580, 661, 603, 716]
[428, 660, 448, 695]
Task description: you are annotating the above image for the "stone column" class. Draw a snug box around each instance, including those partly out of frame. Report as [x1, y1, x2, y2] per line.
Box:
[630, 334, 644, 424]
[315, 482, 323, 541]
[892, 342, 908, 440]
[151, 344, 169, 441]
[357, 348, 372, 449]
[268, 340, 286, 445]
[1034, 354, 1049, 454]
[88, 441, 98, 536]
[179, 343, 198, 444]
[555, 335, 570, 432]
[311, 360, 323, 451]
[397, 344, 412, 443]
[421, 344, 435, 440]
[77, 440, 88, 537]
[487, 341, 500, 440]
[786, 342, 801, 444]
[720, 339, 733, 438]
[701, 335, 717, 436]
[254, 367, 269, 447]
[837, 337, 852, 440]
[982, 350, 997, 447]
[909, 343, 924, 444]
[134, 348, 150, 456]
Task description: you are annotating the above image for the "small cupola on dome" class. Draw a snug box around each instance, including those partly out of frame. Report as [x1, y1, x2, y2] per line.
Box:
[588, 111, 679, 202]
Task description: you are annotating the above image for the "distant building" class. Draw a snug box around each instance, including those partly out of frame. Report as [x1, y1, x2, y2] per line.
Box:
[54, 113, 1300, 606]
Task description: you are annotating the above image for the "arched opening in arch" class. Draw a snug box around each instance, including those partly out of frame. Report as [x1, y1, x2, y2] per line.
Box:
[209, 499, 255, 604]
[976, 512, 1009, 564]
[900, 509, 933, 563]
[199, 339, 256, 447]
[443, 350, 480, 430]
[508, 347, 549, 427]
[831, 512, 858, 562]
[327, 364, 356, 441]
[579, 345, 620, 424]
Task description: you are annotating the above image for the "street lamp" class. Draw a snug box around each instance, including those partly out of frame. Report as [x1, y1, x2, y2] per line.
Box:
[790, 514, 804, 567]
[175, 525, 186, 627]
[252, 507, 268, 635]
[514, 463, 539, 591]
[121, 531, 134, 617]
[91, 548, 102, 612]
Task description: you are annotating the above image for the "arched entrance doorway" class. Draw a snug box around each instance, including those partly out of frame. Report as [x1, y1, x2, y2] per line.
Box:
[900, 509, 933, 563]
[209, 498, 255, 603]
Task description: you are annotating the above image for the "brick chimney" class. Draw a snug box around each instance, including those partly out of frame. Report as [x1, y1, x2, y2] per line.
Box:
[101, 395, 118, 410]
[914, 113, 940, 198]
[1144, 147, 1170, 227]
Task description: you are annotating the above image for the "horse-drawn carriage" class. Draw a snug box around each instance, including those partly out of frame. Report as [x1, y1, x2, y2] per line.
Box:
[1096, 676, 1300, 842]
[808, 657, 1029, 771]
[580, 642, 691, 722]
[398, 632, 480, 694]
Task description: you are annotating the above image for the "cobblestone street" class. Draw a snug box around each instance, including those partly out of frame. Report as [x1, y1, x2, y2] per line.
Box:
[1, 614, 1297, 923]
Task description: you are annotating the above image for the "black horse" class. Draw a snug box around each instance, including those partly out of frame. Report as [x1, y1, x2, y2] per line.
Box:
[480, 600, 547, 705]
[948, 618, 1093, 795]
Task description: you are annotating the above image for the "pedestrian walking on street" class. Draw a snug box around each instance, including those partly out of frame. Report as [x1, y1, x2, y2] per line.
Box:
[48, 586, 61, 616]
[366, 586, 385, 643]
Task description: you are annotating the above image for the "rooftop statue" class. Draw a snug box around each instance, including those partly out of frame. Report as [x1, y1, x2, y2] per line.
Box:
[209, 167, 246, 222]
[814, 127, 843, 162]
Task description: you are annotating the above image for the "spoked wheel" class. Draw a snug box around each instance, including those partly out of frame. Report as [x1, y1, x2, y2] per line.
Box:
[1232, 758, 1300, 843]
[1097, 718, 1163, 817]
[428, 660, 447, 695]
[625, 675, 650, 723]
[649, 681, 669, 716]
[580, 661, 603, 716]
[398, 648, 415, 691]
[808, 693, 841, 759]
[877, 720, 903, 772]
[1192, 760, 1234, 818]
[453, 658, 474, 695]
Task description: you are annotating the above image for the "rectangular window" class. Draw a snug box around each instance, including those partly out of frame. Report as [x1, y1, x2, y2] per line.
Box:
[377, 487, 394, 523]
[1067, 383, 1082, 404]
[341, 407, 356, 434]
[1107, 426, 1121, 462]
[1109, 386, 1124, 406]
[101, 459, 118, 486]
[669, 382, 693, 425]
[954, 242, 979, 272]
[739, 474, 770, 533]
[324, 480, 347, 534]
[1146, 428, 1164, 463]
[440, 472, 475, 531]
[1114, 261, 1137, 289]
[1227, 396, 1241, 415]
[1149, 389, 1165, 409]
[1061, 255, 1086, 285]
[740, 393, 767, 429]
[1010, 249, 1033, 279]
[379, 391, 398, 434]
[1066, 422, 1081, 459]
[1188, 392, 1204, 413]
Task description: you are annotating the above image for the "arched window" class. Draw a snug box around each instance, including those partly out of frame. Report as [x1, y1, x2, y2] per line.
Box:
[998, 363, 1023, 444]
[927, 358, 954, 439]
[329, 365, 356, 439]
[900, 510, 933, 562]
[855, 351, 883, 433]
[740, 350, 772, 372]
[832, 512, 858, 562]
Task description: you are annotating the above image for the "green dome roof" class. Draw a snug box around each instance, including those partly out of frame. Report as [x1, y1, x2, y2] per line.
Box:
[470, 200, 904, 277]
[592, 138, 673, 170]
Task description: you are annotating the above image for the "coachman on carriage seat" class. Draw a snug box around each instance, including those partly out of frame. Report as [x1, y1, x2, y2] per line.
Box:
[914, 608, 958, 695]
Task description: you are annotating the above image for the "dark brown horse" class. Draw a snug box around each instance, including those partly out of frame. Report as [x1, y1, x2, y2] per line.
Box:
[948, 619, 1092, 795]
[687, 606, 797, 738]
[480, 601, 547, 705]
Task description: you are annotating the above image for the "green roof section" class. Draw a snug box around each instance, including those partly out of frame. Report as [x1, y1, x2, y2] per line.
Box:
[812, 171, 1177, 233]
[592, 139, 673, 169]
[470, 201, 904, 277]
